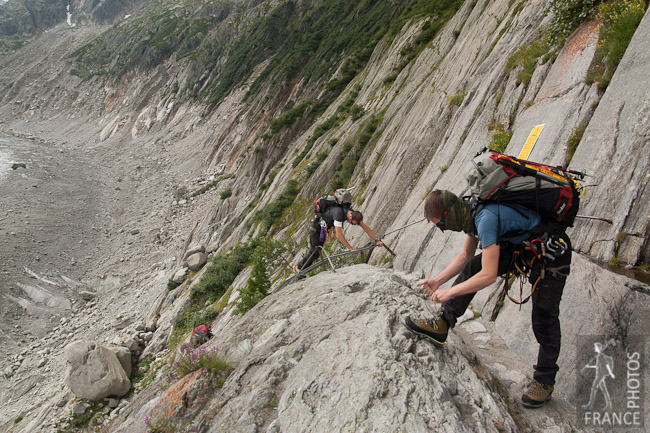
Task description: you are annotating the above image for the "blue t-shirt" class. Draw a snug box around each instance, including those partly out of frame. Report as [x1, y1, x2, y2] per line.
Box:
[473, 204, 540, 248]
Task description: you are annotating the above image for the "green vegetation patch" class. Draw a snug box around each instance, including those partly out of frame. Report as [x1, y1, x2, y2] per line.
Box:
[0, 0, 66, 56]
[587, 0, 647, 92]
[565, 122, 587, 166]
[56, 400, 104, 432]
[487, 119, 512, 153]
[234, 237, 287, 315]
[172, 307, 218, 341]
[171, 346, 230, 377]
[292, 115, 340, 168]
[505, 39, 548, 85]
[220, 189, 232, 200]
[69, 3, 231, 79]
[67, 0, 464, 107]
[545, 0, 600, 47]
[190, 240, 259, 302]
[448, 91, 467, 106]
[260, 164, 284, 191]
[269, 100, 314, 134]
[305, 151, 330, 178]
[253, 179, 301, 231]
[330, 114, 383, 190]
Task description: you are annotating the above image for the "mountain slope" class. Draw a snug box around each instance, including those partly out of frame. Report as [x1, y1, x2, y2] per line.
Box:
[0, 0, 649, 431]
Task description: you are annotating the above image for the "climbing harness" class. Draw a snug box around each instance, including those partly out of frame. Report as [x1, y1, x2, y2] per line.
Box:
[502, 235, 570, 306]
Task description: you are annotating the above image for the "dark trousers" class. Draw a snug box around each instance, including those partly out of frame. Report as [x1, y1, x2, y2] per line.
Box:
[441, 235, 572, 385]
[296, 221, 325, 270]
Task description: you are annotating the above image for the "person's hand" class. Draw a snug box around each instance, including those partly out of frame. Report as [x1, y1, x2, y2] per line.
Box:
[431, 289, 453, 304]
[418, 279, 440, 296]
[375, 239, 385, 247]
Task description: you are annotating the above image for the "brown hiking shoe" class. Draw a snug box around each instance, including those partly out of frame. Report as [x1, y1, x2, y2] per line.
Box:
[404, 315, 448, 348]
[522, 380, 554, 408]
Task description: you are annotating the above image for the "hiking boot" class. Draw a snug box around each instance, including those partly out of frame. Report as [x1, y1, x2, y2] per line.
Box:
[292, 265, 306, 279]
[522, 380, 554, 408]
[404, 315, 448, 348]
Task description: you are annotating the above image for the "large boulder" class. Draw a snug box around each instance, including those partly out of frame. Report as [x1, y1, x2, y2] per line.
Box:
[186, 252, 207, 271]
[107, 345, 133, 378]
[64, 340, 131, 401]
[184, 244, 206, 259]
[172, 267, 189, 284]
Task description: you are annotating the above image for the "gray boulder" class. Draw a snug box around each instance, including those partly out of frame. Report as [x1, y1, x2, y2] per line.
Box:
[79, 290, 97, 301]
[186, 252, 207, 271]
[107, 345, 133, 378]
[172, 267, 188, 284]
[206, 242, 220, 255]
[184, 244, 206, 259]
[64, 340, 131, 401]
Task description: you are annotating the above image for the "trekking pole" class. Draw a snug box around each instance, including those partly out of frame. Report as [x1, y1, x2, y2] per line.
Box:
[382, 242, 397, 257]
[575, 215, 613, 224]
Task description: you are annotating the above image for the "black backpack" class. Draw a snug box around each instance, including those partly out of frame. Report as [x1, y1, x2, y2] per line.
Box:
[314, 188, 353, 214]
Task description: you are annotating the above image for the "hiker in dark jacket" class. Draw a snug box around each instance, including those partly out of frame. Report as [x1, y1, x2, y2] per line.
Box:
[294, 206, 384, 272]
[404, 190, 572, 409]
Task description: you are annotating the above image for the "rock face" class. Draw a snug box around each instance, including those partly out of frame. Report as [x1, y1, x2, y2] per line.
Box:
[114, 369, 216, 433]
[110, 266, 584, 433]
[64, 340, 131, 401]
[568, 10, 650, 264]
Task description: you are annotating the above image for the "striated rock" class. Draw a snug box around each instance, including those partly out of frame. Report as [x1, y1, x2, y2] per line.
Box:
[113, 317, 133, 330]
[126, 265, 581, 433]
[473, 253, 650, 397]
[132, 107, 156, 138]
[64, 340, 131, 401]
[568, 10, 650, 264]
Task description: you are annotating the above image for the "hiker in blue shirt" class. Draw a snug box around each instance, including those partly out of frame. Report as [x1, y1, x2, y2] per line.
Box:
[404, 190, 572, 409]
